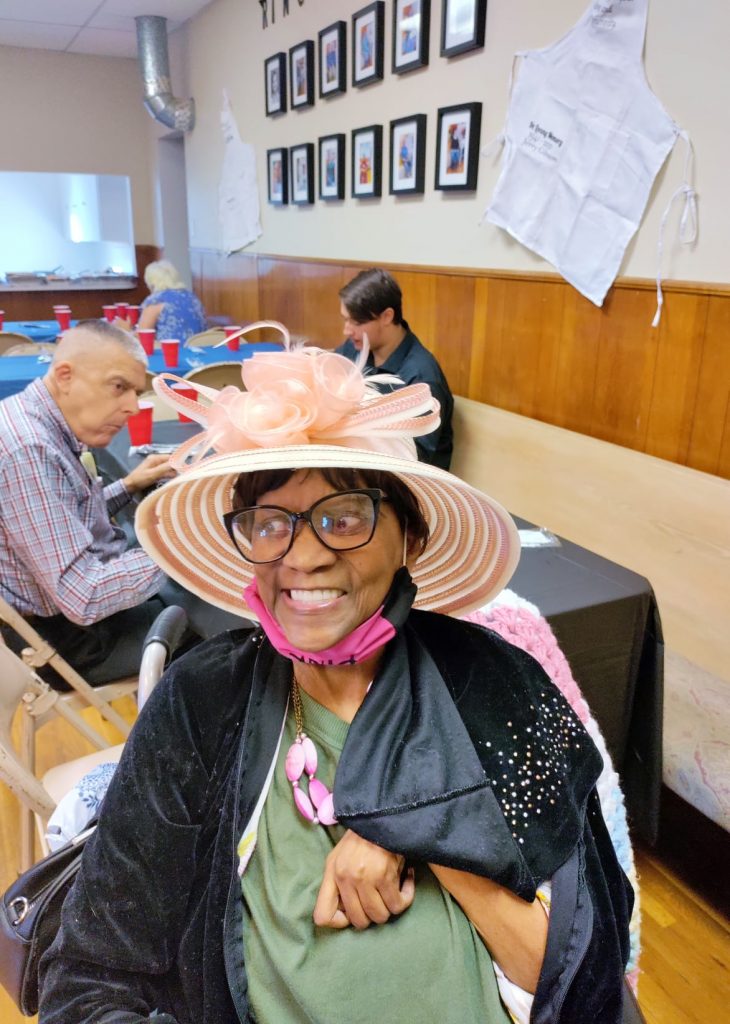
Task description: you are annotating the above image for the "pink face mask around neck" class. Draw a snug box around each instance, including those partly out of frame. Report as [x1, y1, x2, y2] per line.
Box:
[243, 566, 417, 667]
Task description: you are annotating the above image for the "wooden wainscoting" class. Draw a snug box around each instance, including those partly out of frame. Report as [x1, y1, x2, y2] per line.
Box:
[190, 250, 730, 481]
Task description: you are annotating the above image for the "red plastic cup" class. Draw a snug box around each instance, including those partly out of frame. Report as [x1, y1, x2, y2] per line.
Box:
[126, 305, 140, 327]
[102, 305, 117, 322]
[224, 325, 242, 351]
[55, 309, 72, 331]
[0, 310, 4, 330]
[171, 382, 198, 423]
[126, 402, 154, 446]
[160, 338, 180, 368]
[116, 302, 129, 320]
[138, 329, 156, 356]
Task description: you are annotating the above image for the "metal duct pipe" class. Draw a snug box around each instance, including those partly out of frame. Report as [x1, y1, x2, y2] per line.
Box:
[135, 15, 195, 132]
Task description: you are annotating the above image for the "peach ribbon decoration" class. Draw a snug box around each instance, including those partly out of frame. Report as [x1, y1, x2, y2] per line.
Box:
[151, 322, 441, 470]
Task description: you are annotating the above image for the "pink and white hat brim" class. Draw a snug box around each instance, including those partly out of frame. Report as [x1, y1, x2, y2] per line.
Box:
[135, 444, 520, 619]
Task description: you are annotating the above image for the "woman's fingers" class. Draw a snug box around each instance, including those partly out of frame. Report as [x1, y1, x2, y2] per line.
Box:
[337, 877, 390, 929]
[312, 872, 349, 929]
[395, 866, 416, 912]
[313, 831, 415, 930]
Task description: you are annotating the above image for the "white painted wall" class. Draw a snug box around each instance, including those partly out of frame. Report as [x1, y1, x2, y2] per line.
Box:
[180, 0, 728, 285]
[0, 45, 157, 245]
[157, 137, 193, 288]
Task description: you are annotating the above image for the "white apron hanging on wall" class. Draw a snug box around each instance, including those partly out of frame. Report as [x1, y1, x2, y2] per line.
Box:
[219, 90, 262, 255]
[484, 0, 696, 318]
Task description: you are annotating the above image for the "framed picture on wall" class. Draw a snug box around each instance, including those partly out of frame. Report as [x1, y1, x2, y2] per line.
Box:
[435, 102, 482, 190]
[319, 133, 346, 200]
[352, 2, 384, 88]
[267, 148, 288, 205]
[264, 52, 287, 116]
[392, 0, 430, 75]
[318, 21, 347, 98]
[352, 124, 383, 198]
[389, 113, 426, 195]
[290, 143, 315, 205]
[440, 0, 487, 57]
[289, 40, 314, 109]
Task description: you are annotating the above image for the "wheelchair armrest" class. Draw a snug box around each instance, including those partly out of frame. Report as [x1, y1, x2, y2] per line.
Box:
[138, 606, 189, 711]
[143, 605, 189, 660]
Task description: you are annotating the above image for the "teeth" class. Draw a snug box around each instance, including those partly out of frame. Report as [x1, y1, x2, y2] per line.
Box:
[289, 589, 342, 604]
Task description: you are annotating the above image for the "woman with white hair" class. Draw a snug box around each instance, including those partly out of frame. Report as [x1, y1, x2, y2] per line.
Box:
[137, 259, 207, 341]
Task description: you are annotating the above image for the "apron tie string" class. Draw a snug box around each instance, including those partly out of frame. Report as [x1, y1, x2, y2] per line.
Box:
[652, 132, 697, 328]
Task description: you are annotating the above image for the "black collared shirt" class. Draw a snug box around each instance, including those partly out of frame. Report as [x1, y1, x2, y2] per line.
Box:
[337, 324, 454, 469]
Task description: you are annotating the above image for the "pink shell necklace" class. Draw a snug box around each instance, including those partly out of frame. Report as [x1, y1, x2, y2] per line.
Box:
[285, 682, 338, 826]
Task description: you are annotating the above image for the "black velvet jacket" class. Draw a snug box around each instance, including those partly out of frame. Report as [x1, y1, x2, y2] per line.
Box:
[39, 613, 633, 1024]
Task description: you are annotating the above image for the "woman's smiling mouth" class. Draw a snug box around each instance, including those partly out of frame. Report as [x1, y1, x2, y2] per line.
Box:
[286, 588, 344, 608]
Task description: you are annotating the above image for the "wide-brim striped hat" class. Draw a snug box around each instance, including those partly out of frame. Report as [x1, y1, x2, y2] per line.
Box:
[134, 327, 520, 618]
[135, 443, 519, 618]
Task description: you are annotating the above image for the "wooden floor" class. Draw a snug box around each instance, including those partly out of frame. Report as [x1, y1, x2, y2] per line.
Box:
[1, 709, 728, 1023]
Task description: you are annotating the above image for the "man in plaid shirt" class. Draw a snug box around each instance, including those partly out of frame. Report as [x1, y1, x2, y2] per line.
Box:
[0, 321, 178, 686]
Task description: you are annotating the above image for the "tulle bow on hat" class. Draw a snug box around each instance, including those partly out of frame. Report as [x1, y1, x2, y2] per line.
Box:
[152, 320, 441, 469]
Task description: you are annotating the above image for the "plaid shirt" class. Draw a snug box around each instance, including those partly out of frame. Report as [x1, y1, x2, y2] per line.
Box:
[0, 379, 164, 622]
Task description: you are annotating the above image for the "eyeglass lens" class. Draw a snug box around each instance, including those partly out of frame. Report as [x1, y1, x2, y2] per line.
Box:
[229, 490, 380, 563]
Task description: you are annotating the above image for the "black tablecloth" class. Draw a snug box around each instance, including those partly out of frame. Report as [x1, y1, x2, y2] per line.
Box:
[98, 425, 663, 843]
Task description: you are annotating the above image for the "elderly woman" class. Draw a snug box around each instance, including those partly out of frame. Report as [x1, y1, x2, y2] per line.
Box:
[137, 259, 207, 341]
[38, 336, 633, 1024]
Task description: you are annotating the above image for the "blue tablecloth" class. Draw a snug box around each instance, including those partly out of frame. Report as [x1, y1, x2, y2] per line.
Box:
[1, 319, 77, 342]
[146, 342, 281, 375]
[0, 343, 282, 401]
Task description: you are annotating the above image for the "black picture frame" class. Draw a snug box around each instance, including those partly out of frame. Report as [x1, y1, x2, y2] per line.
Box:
[266, 147, 288, 205]
[352, 124, 383, 198]
[389, 114, 426, 195]
[289, 40, 314, 109]
[264, 52, 287, 116]
[392, 0, 430, 75]
[434, 102, 482, 191]
[290, 143, 315, 205]
[318, 20, 347, 98]
[352, 2, 384, 88]
[319, 133, 346, 201]
[440, 0, 487, 57]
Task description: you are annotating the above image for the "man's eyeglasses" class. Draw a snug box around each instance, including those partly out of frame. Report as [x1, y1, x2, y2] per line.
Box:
[223, 489, 389, 564]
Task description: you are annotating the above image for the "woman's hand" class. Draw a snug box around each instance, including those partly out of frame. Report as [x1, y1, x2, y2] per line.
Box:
[313, 830, 415, 931]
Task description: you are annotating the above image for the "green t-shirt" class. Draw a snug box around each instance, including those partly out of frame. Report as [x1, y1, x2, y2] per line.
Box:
[241, 687, 511, 1024]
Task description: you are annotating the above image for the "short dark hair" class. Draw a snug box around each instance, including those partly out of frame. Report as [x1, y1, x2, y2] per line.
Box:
[339, 268, 403, 326]
[232, 467, 429, 555]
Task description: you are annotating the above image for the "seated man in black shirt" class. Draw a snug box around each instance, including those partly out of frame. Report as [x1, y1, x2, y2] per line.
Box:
[336, 268, 454, 470]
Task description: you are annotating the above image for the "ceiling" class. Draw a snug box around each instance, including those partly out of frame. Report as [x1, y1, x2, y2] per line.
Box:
[0, 0, 214, 58]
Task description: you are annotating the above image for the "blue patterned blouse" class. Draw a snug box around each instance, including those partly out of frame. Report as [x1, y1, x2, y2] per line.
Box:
[141, 287, 207, 341]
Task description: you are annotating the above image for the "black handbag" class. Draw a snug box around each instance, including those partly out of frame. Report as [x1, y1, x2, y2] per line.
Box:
[0, 825, 94, 1016]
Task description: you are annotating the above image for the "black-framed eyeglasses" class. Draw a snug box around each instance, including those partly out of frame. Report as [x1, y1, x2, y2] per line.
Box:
[223, 488, 389, 564]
